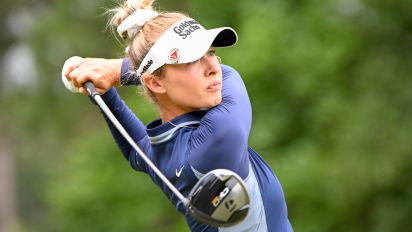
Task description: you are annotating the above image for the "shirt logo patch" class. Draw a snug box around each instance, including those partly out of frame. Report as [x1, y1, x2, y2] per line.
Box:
[176, 165, 184, 177]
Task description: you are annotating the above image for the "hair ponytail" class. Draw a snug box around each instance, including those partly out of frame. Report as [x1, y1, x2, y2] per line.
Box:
[108, 0, 156, 28]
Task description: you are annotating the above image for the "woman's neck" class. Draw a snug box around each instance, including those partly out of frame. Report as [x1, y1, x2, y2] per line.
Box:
[157, 99, 194, 123]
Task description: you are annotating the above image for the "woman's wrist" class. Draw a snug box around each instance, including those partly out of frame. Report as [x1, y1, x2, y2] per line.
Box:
[109, 58, 123, 86]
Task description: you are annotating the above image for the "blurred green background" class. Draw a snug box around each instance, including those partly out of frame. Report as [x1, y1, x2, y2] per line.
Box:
[1, 0, 412, 231]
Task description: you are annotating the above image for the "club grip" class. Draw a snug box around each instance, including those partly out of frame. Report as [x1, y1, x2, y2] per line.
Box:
[84, 82, 99, 97]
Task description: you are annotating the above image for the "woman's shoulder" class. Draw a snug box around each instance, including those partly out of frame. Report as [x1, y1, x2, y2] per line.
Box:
[221, 64, 241, 76]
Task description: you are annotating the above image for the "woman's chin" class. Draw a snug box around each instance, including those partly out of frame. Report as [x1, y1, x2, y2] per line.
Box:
[205, 96, 222, 108]
[192, 95, 222, 110]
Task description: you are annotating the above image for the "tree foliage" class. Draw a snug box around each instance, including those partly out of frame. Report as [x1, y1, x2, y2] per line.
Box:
[1, 0, 411, 231]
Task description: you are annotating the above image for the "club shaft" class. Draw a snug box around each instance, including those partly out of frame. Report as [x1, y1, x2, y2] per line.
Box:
[92, 94, 189, 206]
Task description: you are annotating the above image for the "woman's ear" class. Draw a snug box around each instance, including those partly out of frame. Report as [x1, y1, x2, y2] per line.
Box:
[143, 74, 166, 94]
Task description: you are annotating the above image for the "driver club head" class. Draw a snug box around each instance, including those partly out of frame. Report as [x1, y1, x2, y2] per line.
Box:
[187, 169, 250, 227]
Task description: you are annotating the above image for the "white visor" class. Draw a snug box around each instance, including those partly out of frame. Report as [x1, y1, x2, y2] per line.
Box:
[135, 18, 238, 78]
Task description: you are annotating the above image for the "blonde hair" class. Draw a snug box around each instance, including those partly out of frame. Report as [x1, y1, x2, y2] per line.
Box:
[108, 0, 187, 102]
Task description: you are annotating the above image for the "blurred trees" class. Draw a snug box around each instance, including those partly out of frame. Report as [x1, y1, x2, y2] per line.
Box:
[1, 0, 411, 231]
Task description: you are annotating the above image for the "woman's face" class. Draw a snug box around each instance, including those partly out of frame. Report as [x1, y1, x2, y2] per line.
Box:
[159, 47, 222, 113]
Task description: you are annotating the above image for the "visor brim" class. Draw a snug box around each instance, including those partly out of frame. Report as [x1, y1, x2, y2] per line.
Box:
[173, 27, 238, 64]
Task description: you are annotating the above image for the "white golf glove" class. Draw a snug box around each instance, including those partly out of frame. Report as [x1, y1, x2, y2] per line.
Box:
[61, 56, 83, 93]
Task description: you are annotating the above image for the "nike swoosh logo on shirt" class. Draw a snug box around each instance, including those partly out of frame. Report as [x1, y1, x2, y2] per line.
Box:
[176, 166, 184, 177]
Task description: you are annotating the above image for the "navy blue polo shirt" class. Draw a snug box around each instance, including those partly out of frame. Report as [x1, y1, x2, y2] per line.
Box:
[99, 63, 293, 232]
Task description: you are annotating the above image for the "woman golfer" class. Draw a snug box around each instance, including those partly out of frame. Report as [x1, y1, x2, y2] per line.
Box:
[63, 0, 293, 231]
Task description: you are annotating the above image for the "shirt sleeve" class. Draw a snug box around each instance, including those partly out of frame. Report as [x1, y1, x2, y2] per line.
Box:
[100, 87, 150, 172]
[188, 65, 252, 178]
[120, 58, 140, 86]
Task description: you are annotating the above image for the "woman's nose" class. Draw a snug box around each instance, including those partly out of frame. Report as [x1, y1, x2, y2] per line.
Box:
[202, 55, 220, 77]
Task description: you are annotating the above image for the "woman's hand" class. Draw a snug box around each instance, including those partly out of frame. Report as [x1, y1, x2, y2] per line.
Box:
[63, 57, 123, 95]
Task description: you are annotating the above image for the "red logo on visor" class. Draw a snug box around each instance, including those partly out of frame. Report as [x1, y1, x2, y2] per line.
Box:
[168, 48, 180, 63]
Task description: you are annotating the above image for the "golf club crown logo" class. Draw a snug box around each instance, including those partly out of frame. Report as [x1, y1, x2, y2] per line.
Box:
[168, 48, 180, 63]
[173, 20, 201, 39]
[211, 187, 230, 207]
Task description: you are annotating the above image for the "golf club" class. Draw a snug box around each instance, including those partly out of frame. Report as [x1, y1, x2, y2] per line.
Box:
[84, 82, 250, 227]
